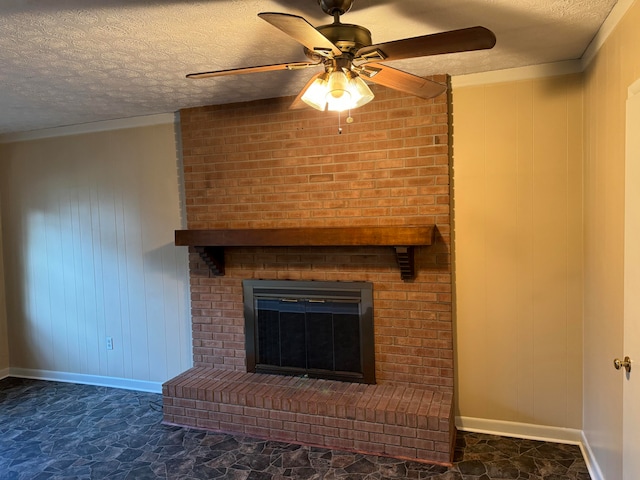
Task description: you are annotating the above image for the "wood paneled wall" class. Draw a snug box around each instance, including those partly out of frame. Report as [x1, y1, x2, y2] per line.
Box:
[0, 123, 191, 385]
[582, 2, 640, 477]
[452, 74, 584, 429]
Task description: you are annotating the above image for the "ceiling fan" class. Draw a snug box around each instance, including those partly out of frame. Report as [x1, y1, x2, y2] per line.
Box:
[186, 0, 496, 112]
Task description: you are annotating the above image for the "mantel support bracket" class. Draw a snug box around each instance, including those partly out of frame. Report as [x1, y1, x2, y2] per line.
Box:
[394, 246, 415, 280]
[194, 246, 225, 276]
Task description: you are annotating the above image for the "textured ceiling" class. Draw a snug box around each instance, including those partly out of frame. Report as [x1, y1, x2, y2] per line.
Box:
[0, 0, 617, 135]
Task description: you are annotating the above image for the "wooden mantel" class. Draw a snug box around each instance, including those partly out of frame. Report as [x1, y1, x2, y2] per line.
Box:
[175, 226, 436, 280]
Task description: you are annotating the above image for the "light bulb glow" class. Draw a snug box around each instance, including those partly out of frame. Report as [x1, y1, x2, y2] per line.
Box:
[300, 69, 374, 112]
[347, 73, 374, 109]
[325, 70, 351, 112]
[301, 74, 329, 111]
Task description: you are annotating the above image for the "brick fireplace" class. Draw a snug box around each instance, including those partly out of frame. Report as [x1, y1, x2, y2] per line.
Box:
[162, 76, 455, 464]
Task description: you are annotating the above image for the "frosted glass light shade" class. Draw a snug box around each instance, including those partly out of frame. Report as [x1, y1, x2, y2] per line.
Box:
[301, 74, 329, 111]
[347, 74, 374, 109]
[301, 70, 374, 112]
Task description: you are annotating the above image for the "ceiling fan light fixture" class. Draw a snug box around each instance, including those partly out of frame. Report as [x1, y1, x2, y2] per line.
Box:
[301, 73, 330, 111]
[346, 72, 374, 108]
[188, 8, 497, 112]
[301, 69, 374, 112]
[325, 69, 352, 111]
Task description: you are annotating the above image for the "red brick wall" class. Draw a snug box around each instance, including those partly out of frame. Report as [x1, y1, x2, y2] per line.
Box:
[179, 77, 453, 392]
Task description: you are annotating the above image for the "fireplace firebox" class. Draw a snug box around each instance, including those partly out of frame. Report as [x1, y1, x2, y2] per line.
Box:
[242, 280, 375, 384]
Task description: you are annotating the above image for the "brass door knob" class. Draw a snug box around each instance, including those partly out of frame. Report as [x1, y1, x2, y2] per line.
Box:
[614, 356, 632, 373]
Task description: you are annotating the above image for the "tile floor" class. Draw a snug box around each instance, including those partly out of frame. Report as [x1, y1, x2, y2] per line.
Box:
[0, 377, 591, 479]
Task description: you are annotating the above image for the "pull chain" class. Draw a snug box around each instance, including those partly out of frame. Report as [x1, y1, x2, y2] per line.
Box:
[338, 110, 354, 134]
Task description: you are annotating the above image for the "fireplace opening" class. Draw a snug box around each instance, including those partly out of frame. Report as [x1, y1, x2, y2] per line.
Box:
[243, 280, 375, 384]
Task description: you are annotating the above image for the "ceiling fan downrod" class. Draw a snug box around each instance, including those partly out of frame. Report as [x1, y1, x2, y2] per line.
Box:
[318, 0, 354, 17]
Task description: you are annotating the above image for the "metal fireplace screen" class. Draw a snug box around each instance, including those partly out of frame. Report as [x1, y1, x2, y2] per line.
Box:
[242, 280, 375, 384]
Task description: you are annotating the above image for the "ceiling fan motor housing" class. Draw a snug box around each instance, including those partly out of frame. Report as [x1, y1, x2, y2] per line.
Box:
[306, 23, 372, 59]
[318, 0, 354, 16]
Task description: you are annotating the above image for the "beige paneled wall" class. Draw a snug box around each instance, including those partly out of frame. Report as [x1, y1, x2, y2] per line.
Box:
[582, 2, 640, 478]
[0, 195, 9, 372]
[0, 123, 191, 386]
[452, 74, 584, 428]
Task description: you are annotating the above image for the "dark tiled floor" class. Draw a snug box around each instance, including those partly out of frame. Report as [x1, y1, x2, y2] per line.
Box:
[0, 377, 591, 480]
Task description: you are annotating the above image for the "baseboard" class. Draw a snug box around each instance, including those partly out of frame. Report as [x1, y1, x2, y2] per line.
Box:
[456, 416, 583, 444]
[8, 368, 163, 393]
[0, 367, 10, 380]
[580, 430, 606, 480]
[456, 416, 604, 480]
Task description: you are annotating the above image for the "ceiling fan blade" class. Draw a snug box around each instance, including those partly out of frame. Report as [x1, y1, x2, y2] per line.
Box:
[362, 63, 447, 99]
[258, 12, 342, 57]
[290, 73, 324, 110]
[186, 61, 319, 79]
[355, 26, 496, 64]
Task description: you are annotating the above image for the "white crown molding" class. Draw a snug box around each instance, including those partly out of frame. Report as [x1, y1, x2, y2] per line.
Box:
[451, 60, 583, 88]
[456, 416, 603, 480]
[8, 368, 163, 393]
[582, 0, 635, 69]
[0, 113, 178, 144]
[629, 77, 640, 98]
[453, 0, 634, 89]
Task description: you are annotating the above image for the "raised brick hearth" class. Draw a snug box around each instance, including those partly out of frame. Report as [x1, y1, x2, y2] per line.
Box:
[163, 367, 454, 464]
[163, 78, 455, 464]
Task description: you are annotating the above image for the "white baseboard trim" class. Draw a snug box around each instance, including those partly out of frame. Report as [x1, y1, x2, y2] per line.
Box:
[456, 416, 583, 444]
[580, 430, 606, 480]
[8, 368, 163, 393]
[456, 416, 604, 480]
[0, 367, 10, 380]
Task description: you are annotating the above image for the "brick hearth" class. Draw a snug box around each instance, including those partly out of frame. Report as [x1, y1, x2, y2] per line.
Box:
[163, 78, 455, 464]
[163, 367, 454, 464]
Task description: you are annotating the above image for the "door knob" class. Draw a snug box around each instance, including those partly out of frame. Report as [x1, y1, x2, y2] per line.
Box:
[614, 356, 632, 373]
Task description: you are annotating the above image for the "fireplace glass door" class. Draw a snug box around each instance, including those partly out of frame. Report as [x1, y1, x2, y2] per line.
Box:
[243, 280, 375, 384]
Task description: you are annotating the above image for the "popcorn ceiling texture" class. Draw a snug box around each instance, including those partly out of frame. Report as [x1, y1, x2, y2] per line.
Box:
[0, 0, 617, 135]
